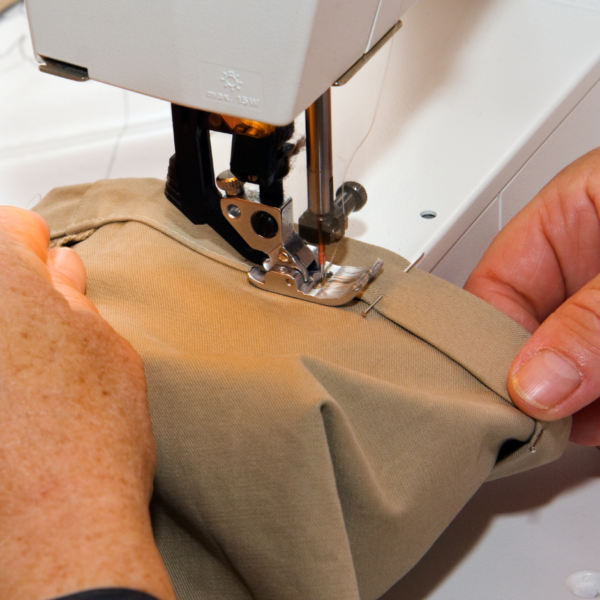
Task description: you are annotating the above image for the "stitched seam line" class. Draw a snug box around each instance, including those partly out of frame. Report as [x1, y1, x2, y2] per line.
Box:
[56, 213, 250, 273]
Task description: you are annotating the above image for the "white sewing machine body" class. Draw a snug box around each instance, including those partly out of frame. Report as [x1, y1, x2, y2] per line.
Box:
[25, 0, 419, 125]
[25, 0, 425, 306]
[2, 0, 600, 597]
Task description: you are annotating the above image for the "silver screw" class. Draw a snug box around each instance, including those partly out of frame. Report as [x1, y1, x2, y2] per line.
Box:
[217, 170, 244, 196]
[226, 204, 242, 219]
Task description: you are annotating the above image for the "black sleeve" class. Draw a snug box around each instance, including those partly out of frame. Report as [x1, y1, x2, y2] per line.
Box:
[52, 590, 160, 600]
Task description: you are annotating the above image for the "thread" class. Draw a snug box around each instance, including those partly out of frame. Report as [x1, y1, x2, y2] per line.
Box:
[105, 89, 130, 179]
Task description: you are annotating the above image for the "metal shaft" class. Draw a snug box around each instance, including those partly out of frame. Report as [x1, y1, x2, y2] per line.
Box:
[305, 89, 334, 218]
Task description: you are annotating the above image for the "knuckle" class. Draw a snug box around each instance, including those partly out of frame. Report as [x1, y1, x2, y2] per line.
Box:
[554, 288, 600, 356]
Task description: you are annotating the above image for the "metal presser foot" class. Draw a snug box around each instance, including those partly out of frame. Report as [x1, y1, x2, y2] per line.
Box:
[217, 174, 383, 307]
[164, 104, 382, 307]
[249, 261, 383, 306]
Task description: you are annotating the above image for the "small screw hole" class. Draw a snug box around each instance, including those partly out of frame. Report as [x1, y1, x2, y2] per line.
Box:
[227, 204, 241, 219]
[420, 210, 437, 219]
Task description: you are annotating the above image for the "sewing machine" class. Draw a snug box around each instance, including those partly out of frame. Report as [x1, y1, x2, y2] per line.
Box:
[24, 0, 421, 306]
[3, 0, 600, 597]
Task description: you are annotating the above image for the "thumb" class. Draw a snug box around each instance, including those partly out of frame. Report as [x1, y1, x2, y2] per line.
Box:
[508, 273, 600, 444]
[48, 247, 100, 315]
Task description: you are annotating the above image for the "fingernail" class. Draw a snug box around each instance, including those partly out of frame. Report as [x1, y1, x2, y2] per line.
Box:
[511, 349, 582, 410]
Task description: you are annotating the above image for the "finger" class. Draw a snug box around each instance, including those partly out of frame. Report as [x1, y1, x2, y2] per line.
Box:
[48, 248, 99, 315]
[48, 247, 86, 293]
[0, 206, 50, 264]
[507, 274, 600, 436]
[465, 147, 600, 330]
[465, 264, 541, 333]
[50, 270, 100, 315]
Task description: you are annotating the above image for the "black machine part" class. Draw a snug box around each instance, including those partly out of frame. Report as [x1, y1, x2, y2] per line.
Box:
[164, 104, 298, 265]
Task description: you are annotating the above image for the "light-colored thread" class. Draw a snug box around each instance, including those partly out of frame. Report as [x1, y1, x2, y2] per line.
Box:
[323, 37, 397, 278]
[26, 193, 41, 209]
[105, 90, 130, 179]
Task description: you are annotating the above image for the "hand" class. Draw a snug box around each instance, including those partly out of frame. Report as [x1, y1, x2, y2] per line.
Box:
[0, 207, 175, 600]
[465, 148, 600, 446]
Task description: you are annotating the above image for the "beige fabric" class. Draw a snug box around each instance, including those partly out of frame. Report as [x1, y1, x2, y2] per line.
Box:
[0, 0, 18, 13]
[36, 178, 570, 600]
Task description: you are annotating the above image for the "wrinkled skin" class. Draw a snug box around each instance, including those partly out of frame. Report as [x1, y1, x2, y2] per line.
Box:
[466, 148, 600, 446]
[0, 206, 175, 600]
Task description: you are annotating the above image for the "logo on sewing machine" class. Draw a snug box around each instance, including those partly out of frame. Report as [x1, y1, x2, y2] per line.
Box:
[201, 63, 264, 112]
[221, 70, 243, 91]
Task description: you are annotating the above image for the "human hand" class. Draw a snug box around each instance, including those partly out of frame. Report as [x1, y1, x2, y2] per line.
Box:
[465, 148, 600, 446]
[0, 207, 174, 600]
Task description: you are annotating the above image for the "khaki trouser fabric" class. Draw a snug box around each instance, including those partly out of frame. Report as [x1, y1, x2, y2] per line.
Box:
[0, 0, 18, 13]
[36, 179, 570, 600]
